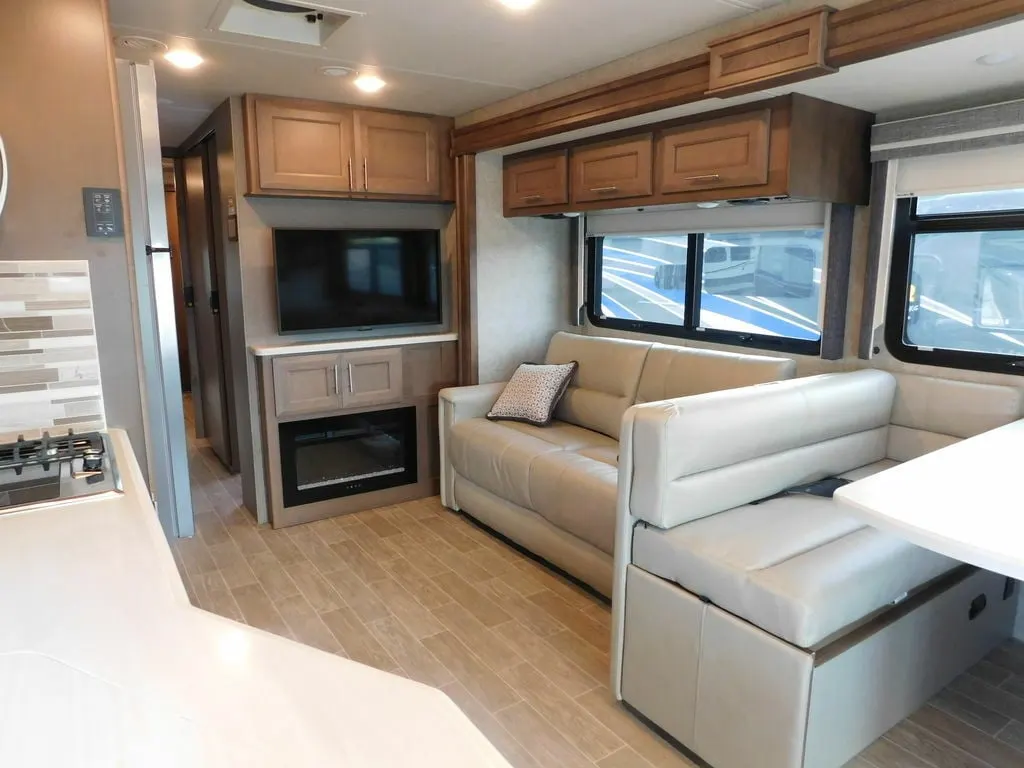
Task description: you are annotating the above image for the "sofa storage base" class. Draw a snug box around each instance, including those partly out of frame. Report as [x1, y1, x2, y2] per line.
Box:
[621, 564, 1015, 768]
[451, 474, 614, 596]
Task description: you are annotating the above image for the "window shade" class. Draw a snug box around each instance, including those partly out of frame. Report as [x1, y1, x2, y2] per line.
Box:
[585, 201, 826, 237]
[894, 144, 1024, 198]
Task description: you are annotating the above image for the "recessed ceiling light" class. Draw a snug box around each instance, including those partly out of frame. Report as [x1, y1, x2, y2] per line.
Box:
[115, 36, 168, 54]
[353, 73, 386, 93]
[319, 65, 355, 77]
[164, 49, 204, 70]
[498, 0, 539, 9]
[977, 52, 1016, 66]
[697, 202, 721, 209]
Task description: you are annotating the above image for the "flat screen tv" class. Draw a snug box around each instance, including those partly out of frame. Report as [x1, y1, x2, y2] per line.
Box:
[274, 228, 442, 334]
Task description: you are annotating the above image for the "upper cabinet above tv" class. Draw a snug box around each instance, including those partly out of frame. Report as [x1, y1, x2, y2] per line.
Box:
[243, 95, 455, 203]
[502, 94, 873, 217]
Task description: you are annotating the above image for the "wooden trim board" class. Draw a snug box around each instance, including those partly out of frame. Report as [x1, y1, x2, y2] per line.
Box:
[454, 154, 479, 386]
[452, 0, 1024, 154]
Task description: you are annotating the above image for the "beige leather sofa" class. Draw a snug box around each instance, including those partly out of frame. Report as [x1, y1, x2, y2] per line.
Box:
[611, 369, 1023, 768]
[438, 331, 796, 595]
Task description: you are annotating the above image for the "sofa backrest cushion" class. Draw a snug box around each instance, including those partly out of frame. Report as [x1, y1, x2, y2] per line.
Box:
[626, 370, 897, 529]
[545, 332, 651, 440]
[887, 374, 1024, 461]
[635, 344, 797, 403]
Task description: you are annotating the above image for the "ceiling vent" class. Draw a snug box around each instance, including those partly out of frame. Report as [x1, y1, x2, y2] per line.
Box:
[208, 0, 363, 47]
[115, 35, 169, 54]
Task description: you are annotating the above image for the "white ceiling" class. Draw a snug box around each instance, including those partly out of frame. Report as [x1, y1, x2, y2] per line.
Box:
[500, 19, 1024, 155]
[107, 0, 785, 146]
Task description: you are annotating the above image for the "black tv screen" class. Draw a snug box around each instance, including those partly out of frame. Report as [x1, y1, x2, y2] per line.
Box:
[274, 228, 442, 334]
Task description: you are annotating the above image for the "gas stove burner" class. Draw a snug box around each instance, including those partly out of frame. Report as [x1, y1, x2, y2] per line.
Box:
[0, 431, 106, 475]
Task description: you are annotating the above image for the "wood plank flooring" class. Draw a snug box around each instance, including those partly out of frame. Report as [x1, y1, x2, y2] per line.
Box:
[175, 409, 1024, 768]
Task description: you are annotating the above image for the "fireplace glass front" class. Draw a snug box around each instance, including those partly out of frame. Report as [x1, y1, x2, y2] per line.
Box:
[279, 407, 418, 508]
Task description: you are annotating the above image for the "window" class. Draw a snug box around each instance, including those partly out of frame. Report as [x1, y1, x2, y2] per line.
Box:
[588, 229, 824, 354]
[886, 189, 1024, 373]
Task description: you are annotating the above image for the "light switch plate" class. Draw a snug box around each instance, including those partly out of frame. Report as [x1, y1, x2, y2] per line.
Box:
[82, 187, 124, 238]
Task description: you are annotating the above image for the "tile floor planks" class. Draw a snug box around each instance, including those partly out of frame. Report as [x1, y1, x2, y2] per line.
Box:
[176, 401, 1024, 768]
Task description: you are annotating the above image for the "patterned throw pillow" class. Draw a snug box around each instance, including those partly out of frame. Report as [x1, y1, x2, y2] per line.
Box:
[487, 362, 578, 427]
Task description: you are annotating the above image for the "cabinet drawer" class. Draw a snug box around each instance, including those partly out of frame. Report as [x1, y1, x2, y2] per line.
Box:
[340, 348, 404, 409]
[273, 354, 342, 417]
[658, 110, 771, 194]
[504, 151, 569, 210]
[571, 135, 653, 203]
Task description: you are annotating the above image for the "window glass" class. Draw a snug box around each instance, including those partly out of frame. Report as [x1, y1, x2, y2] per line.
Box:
[916, 189, 1024, 216]
[904, 229, 1024, 356]
[597, 235, 688, 326]
[698, 229, 824, 341]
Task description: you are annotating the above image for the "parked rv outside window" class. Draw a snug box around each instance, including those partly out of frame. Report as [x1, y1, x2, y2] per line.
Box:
[588, 229, 824, 354]
[886, 189, 1024, 374]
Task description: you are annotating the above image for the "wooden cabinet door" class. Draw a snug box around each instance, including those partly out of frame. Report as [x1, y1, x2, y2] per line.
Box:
[657, 109, 771, 194]
[340, 348, 404, 409]
[571, 135, 653, 203]
[273, 354, 342, 417]
[504, 151, 569, 211]
[353, 111, 441, 197]
[252, 98, 354, 193]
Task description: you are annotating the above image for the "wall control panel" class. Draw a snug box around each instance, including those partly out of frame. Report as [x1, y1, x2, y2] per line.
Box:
[82, 187, 124, 238]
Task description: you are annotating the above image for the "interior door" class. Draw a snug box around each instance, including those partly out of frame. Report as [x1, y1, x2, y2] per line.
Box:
[183, 148, 231, 468]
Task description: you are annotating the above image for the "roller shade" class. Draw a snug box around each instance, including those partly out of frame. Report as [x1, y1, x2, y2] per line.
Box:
[895, 144, 1024, 198]
[585, 201, 827, 237]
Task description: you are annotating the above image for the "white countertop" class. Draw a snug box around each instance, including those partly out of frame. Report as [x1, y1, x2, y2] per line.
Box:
[834, 419, 1024, 582]
[0, 429, 508, 768]
[251, 332, 458, 357]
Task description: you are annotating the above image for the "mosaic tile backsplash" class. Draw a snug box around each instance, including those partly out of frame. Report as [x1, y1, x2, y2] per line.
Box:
[0, 261, 106, 442]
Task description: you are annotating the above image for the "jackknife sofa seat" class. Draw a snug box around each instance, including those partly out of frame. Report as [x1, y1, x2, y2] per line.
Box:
[610, 369, 1024, 768]
[438, 331, 797, 595]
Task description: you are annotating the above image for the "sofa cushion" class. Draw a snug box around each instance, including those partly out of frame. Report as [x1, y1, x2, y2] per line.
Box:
[887, 374, 1024, 461]
[448, 419, 565, 510]
[529, 451, 619, 554]
[636, 344, 797, 404]
[633, 465, 958, 647]
[545, 331, 651, 440]
[499, 420, 618, 452]
[578, 446, 618, 467]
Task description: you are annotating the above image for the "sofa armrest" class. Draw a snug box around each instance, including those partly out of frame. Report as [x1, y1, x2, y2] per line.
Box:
[620, 369, 896, 530]
[437, 383, 506, 509]
[438, 382, 506, 422]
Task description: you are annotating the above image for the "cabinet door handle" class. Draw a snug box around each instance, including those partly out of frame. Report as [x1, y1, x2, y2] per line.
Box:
[589, 186, 619, 194]
[333, 365, 340, 395]
[684, 173, 722, 182]
[348, 157, 353, 192]
[521, 194, 544, 202]
[347, 363, 355, 393]
[363, 157, 368, 191]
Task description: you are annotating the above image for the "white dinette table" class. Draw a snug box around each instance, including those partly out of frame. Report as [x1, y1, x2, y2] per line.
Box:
[834, 419, 1024, 581]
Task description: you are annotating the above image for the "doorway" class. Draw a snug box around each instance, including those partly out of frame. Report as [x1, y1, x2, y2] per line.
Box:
[179, 139, 235, 471]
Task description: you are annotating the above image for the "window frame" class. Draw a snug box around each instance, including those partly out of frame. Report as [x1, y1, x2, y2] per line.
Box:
[885, 196, 1024, 375]
[585, 233, 823, 356]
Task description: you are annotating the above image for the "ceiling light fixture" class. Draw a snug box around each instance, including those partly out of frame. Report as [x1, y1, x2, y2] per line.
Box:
[319, 65, 354, 77]
[353, 73, 386, 93]
[498, 0, 539, 10]
[164, 49, 204, 70]
[977, 52, 1016, 66]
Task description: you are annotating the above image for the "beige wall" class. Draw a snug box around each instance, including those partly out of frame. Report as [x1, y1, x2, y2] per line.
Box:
[474, 153, 572, 383]
[0, 0, 146, 467]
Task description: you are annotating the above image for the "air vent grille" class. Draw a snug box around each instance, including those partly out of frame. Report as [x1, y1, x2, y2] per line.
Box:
[115, 36, 169, 53]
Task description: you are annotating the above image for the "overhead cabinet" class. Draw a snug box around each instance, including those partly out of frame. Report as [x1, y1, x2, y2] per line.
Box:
[504, 151, 569, 212]
[244, 95, 454, 202]
[571, 135, 653, 204]
[502, 93, 872, 215]
[657, 110, 770, 193]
